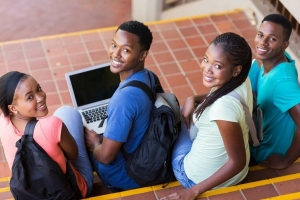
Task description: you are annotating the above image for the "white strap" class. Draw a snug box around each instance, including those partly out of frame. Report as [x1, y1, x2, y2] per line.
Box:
[228, 91, 260, 147]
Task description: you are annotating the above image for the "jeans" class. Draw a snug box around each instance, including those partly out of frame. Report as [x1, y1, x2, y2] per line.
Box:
[171, 117, 196, 188]
[53, 106, 94, 196]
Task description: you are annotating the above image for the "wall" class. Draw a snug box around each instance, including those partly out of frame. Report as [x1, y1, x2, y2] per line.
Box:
[131, 0, 163, 22]
[280, 0, 300, 22]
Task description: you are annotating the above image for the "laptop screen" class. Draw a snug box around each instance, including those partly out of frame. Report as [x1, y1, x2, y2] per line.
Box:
[68, 64, 120, 107]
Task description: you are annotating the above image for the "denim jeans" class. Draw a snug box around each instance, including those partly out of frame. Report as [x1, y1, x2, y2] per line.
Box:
[171, 117, 196, 188]
[53, 106, 94, 196]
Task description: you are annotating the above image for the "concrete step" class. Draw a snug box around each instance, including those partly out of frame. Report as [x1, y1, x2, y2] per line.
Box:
[1, 159, 300, 199]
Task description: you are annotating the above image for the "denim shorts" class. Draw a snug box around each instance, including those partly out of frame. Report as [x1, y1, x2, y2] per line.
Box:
[171, 117, 196, 188]
[172, 155, 196, 188]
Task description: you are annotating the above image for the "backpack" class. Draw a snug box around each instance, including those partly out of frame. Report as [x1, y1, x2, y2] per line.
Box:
[10, 120, 82, 200]
[121, 71, 181, 187]
[228, 90, 263, 147]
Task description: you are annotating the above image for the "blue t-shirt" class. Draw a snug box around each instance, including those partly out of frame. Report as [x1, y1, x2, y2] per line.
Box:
[249, 52, 300, 163]
[97, 69, 154, 190]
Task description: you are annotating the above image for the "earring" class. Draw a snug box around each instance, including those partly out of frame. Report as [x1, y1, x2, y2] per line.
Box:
[14, 111, 18, 115]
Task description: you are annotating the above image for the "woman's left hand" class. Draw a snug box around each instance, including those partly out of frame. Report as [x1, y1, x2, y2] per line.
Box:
[160, 188, 198, 200]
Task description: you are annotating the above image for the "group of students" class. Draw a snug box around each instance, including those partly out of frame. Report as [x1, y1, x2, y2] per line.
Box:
[0, 13, 299, 200]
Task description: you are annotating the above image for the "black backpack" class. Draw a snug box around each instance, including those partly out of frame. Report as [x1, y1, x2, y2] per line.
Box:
[121, 71, 181, 187]
[10, 120, 82, 200]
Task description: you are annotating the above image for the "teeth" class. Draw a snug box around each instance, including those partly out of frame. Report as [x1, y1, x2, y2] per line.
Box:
[113, 60, 122, 65]
[37, 104, 45, 110]
[204, 75, 212, 81]
[258, 47, 267, 52]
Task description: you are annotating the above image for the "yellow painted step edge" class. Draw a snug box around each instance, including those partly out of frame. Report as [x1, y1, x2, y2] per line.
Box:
[86, 192, 121, 200]
[2, 172, 300, 197]
[262, 191, 300, 200]
[3, 166, 300, 198]
[84, 172, 300, 199]
[0, 172, 97, 182]
[0, 177, 10, 183]
[0, 187, 10, 193]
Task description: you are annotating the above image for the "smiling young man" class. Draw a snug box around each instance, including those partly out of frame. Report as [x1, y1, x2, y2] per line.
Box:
[249, 14, 300, 169]
[84, 21, 157, 191]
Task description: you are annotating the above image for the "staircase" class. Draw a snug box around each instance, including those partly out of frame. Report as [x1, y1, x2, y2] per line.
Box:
[2, 159, 300, 199]
[1, 8, 300, 200]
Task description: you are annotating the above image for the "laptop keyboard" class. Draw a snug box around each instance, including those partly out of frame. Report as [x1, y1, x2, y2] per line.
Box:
[82, 105, 107, 124]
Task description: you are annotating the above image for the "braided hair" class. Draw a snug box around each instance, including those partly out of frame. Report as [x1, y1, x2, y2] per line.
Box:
[194, 32, 252, 118]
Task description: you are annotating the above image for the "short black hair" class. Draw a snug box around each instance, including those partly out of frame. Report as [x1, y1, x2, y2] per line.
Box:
[117, 20, 153, 51]
[262, 14, 292, 41]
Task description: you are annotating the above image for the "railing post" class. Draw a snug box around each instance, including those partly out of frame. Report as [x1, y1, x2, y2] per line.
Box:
[295, 23, 299, 43]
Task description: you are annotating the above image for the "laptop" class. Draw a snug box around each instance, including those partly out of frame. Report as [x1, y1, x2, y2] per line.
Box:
[65, 62, 120, 134]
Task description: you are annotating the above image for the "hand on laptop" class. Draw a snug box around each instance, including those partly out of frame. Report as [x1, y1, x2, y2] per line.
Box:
[84, 127, 102, 152]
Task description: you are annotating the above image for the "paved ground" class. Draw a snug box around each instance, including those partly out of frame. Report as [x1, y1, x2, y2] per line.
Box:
[0, 0, 132, 42]
[0, 0, 132, 178]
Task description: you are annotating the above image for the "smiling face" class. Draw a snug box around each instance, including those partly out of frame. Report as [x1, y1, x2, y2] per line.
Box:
[9, 76, 48, 119]
[254, 21, 289, 63]
[200, 43, 241, 90]
[109, 29, 148, 81]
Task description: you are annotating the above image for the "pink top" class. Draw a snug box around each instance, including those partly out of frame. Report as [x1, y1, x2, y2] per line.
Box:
[0, 114, 87, 197]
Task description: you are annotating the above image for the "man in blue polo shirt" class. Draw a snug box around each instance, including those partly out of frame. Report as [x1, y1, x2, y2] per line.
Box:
[84, 20, 157, 191]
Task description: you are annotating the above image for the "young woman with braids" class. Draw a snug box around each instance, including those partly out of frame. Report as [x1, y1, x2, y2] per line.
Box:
[161, 32, 253, 200]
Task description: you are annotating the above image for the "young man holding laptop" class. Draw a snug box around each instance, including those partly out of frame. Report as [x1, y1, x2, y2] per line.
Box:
[84, 20, 156, 191]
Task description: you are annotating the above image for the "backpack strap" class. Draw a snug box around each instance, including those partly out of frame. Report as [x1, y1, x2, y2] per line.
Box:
[121, 70, 160, 160]
[147, 71, 164, 93]
[121, 80, 154, 102]
[227, 91, 260, 147]
[21, 120, 38, 144]
[24, 120, 38, 136]
[120, 80, 154, 159]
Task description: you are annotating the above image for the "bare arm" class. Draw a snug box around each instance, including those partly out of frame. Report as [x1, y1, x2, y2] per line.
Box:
[260, 104, 300, 169]
[181, 94, 208, 129]
[58, 123, 78, 160]
[84, 128, 122, 164]
[161, 120, 246, 200]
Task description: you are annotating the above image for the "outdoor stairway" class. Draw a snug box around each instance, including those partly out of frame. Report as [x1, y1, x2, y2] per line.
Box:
[85, 158, 300, 200]
[1, 158, 300, 200]
[1, 8, 300, 200]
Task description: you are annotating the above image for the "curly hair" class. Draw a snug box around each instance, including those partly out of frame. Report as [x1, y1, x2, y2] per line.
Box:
[117, 20, 153, 51]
